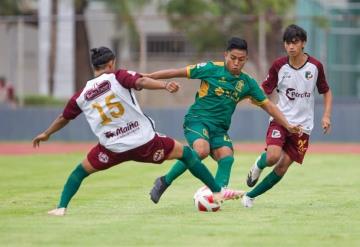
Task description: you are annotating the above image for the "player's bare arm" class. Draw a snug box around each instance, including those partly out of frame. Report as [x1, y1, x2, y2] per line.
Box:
[260, 100, 302, 134]
[143, 68, 187, 79]
[322, 89, 332, 134]
[32, 114, 70, 148]
[135, 77, 180, 93]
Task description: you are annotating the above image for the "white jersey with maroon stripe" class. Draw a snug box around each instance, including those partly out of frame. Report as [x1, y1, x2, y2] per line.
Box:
[62, 69, 155, 153]
[262, 56, 330, 135]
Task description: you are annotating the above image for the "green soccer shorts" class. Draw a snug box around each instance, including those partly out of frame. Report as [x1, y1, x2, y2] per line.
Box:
[183, 120, 233, 150]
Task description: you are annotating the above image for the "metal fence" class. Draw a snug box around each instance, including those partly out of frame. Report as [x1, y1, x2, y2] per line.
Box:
[1, 103, 360, 142]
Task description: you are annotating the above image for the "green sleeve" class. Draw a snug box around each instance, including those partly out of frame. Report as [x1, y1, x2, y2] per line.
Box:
[248, 78, 268, 106]
[186, 61, 214, 79]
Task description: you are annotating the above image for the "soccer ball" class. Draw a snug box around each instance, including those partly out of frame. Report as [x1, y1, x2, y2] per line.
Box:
[193, 186, 221, 212]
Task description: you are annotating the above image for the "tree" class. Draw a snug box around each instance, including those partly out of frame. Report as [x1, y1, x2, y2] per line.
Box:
[159, 0, 295, 71]
[48, 0, 58, 96]
[0, 1, 58, 97]
[0, 1, 20, 15]
[74, 0, 92, 91]
[72, 0, 149, 91]
[101, 0, 148, 59]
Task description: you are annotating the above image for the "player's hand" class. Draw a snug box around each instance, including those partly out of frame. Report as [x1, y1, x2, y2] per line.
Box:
[165, 81, 180, 93]
[32, 132, 50, 148]
[287, 124, 303, 135]
[322, 116, 331, 134]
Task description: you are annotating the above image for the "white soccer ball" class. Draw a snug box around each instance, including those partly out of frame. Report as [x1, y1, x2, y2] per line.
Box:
[193, 186, 221, 212]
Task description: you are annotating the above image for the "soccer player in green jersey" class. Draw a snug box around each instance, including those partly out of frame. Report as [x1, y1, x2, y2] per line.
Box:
[146, 37, 301, 203]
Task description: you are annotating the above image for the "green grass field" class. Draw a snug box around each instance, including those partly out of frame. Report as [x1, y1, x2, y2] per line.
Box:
[0, 152, 359, 247]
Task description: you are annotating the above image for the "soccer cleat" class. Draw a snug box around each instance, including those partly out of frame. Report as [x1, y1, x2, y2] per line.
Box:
[241, 194, 255, 208]
[48, 207, 66, 216]
[213, 188, 245, 204]
[246, 157, 263, 187]
[149, 176, 169, 204]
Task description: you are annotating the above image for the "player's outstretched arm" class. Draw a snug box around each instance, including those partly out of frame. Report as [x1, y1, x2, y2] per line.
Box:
[322, 89, 332, 134]
[142, 68, 187, 80]
[32, 114, 70, 148]
[260, 100, 302, 134]
[135, 77, 180, 93]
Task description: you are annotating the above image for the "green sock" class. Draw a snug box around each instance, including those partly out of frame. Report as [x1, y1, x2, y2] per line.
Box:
[215, 156, 234, 187]
[246, 170, 282, 198]
[180, 146, 221, 193]
[164, 160, 187, 185]
[256, 152, 268, 169]
[58, 164, 89, 208]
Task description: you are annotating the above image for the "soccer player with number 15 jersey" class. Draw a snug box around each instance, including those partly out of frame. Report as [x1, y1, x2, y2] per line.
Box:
[32, 47, 243, 216]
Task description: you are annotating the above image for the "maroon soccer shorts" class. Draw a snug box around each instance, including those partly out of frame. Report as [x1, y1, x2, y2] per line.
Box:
[87, 133, 175, 170]
[265, 121, 310, 164]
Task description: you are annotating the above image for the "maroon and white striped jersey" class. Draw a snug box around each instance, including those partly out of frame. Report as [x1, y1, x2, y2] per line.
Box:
[262, 55, 330, 134]
[62, 69, 156, 152]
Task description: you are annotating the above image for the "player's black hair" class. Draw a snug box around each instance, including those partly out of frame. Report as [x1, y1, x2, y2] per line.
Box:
[226, 37, 248, 52]
[283, 24, 307, 43]
[90, 47, 115, 69]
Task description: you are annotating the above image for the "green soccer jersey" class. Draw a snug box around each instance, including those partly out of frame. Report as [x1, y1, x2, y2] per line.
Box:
[185, 61, 268, 130]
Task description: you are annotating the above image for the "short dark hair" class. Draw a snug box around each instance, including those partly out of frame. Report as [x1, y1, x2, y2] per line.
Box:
[90, 47, 115, 69]
[226, 37, 248, 52]
[283, 24, 307, 43]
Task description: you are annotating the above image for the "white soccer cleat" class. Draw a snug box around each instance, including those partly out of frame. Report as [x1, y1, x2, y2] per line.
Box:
[241, 195, 255, 208]
[246, 157, 263, 187]
[213, 188, 245, 204]
[48, 207, 66, 216]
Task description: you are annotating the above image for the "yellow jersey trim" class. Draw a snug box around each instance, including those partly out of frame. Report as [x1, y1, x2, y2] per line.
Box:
[213, 61, 225, 67]
[185, 127, 209, 139]
[246, 97, 269, 106]
[186, 65, 191, 78]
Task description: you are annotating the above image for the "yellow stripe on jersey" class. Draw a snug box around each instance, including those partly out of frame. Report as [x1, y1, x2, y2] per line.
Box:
[212, 61, 225, 67]
[186, 65, 192, 78]
[198, 81, 209, 98]
[246, 97, 269, 106]
[185, 126, 208, 139]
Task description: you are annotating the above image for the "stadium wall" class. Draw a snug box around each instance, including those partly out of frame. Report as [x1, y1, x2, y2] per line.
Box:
[1, 103, 359, 142]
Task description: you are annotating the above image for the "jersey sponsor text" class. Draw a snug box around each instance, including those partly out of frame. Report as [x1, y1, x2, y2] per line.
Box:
[85, 80, 111, 101]
[285, 88, 311, 100]
[104, 121, 140, 138]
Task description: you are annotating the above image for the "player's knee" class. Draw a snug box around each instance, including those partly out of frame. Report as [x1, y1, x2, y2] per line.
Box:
[195, 148, 209, 159]
[197, 151, 209, 159]
[192, 140, 210, 159]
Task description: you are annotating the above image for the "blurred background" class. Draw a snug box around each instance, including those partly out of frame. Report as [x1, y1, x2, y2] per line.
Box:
[0, 0, 359, 142]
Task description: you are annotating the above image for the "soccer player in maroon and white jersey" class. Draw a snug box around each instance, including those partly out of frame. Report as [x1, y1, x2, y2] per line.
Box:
[242, 24, 333, 208]
[32, 47, 243, 216]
